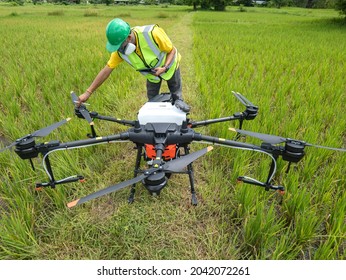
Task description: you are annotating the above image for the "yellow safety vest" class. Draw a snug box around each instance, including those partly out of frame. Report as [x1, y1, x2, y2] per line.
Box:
[119, 25, 178, 83]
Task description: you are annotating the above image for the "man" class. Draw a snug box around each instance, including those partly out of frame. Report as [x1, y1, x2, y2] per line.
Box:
[78, 18, 190, 112]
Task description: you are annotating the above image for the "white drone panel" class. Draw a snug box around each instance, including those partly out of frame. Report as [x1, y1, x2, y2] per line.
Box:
[138, 102, 187, 125]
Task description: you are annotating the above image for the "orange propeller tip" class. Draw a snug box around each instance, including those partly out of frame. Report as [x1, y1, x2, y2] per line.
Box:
[207, 146, 213, 152]
[90, 122, 95, 126]
[67, 199, 80, 208]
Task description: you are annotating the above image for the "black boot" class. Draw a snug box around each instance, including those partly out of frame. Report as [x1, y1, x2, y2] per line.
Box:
[174, 99, 190, 113]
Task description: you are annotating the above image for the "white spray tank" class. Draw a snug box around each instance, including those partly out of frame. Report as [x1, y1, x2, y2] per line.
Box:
[137, 101, 187, 125]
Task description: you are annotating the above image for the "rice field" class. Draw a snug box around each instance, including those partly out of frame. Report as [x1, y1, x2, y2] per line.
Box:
[0, 4, 345, 260]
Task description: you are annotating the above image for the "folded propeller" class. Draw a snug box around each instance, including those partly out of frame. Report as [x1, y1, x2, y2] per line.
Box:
[71, 91, 97, 137]
[228, 127, 345, 192]
[229, 128, 346, 152]
[0, 118, 71, 153]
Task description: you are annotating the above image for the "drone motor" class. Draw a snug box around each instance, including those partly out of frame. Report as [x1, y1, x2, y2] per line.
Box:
[14, 137, 39, 160]
[282, 140, 305, 163]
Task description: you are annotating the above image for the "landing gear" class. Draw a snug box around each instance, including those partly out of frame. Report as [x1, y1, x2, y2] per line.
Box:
[184, 146, 198, 206]
[127, 144, 200, 205]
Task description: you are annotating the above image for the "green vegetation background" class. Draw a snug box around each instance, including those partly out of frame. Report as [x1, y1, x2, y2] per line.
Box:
[0, 4, 345, 259]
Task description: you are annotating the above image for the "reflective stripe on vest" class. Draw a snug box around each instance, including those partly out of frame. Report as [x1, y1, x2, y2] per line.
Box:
[119, 25, 178, 83]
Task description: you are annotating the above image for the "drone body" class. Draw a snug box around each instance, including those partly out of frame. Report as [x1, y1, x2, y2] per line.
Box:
[1, 91, 345, 209]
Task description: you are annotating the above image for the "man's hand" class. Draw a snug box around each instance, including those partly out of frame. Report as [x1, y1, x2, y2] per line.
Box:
[77, 90, 92, 107]
[153, 66, 167, 76]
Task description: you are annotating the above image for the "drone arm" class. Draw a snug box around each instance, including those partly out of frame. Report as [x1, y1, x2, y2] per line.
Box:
[89, 112, 136, 127]
[189, 115, 243, 128]
[189, 92, 258, 129]
[57, 133, 130, 150]
[34, 133, 130, 155]
[193, 133, 260, 150]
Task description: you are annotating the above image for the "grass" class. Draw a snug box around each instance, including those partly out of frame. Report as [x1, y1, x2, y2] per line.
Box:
[0, 4, 345, 260]
[47, 9, 64, 16]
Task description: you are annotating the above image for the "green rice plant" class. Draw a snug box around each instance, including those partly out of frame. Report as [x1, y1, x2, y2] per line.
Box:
[270, 233, 302, 259]
[192, 7, 345, 260]
[157, 12, 169, 18]
[116, 12, 131, 18]
[47, 10, 64, 16]
[84, 10, 98, 17]
[0, 4, 344, 261]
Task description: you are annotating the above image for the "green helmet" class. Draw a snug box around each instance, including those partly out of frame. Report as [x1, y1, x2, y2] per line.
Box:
[105, 18, 131, 53]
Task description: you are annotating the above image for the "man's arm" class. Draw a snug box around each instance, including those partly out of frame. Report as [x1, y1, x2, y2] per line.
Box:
[78, 65, 114, 104]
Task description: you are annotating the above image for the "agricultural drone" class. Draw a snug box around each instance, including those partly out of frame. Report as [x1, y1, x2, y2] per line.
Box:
[0, 91, 345, 208]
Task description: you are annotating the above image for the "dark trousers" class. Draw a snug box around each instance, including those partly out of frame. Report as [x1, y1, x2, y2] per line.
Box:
[146, 67, 182, 101]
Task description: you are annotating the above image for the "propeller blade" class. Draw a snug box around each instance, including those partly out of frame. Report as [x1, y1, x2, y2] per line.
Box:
[232, 91, 255, 107]
[67, 174, 147, 208]
[1, 118, 70, 153]
[305, 143, 346, 152]
[68, 147, 214, 208]
[32, 118, 71, 138]
[79, 107, 94, 125]
[230, 128, 346, 152]
[0, 141, 17, 153]
[71, 92, 94, 125]
[71, 91, 79, 103]
[229, 128, 286, 144]
[163, 146, 213, 173]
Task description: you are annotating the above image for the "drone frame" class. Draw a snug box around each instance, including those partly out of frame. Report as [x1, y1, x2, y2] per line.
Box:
[14, 91, 284, 208]
[6, 90, 344, 208]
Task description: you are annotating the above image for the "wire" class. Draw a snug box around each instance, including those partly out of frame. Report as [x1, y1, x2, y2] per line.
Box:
[196, 141, 277, 183]
[41, 138, 277, 186]
[41, 140, 130, 181]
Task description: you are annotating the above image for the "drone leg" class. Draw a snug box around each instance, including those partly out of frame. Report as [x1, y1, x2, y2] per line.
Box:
[128, 187, 136, 204]
[29, 158, 35, 171]
[128, 145, 143, 204]
[90, 124, 97, 138]
[235, 119, 244, 141]
[265, 155, 278, 190]
[184, 146, 198, 206]
[43, 155, 56, 189]
[188, 164, 198, 206]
